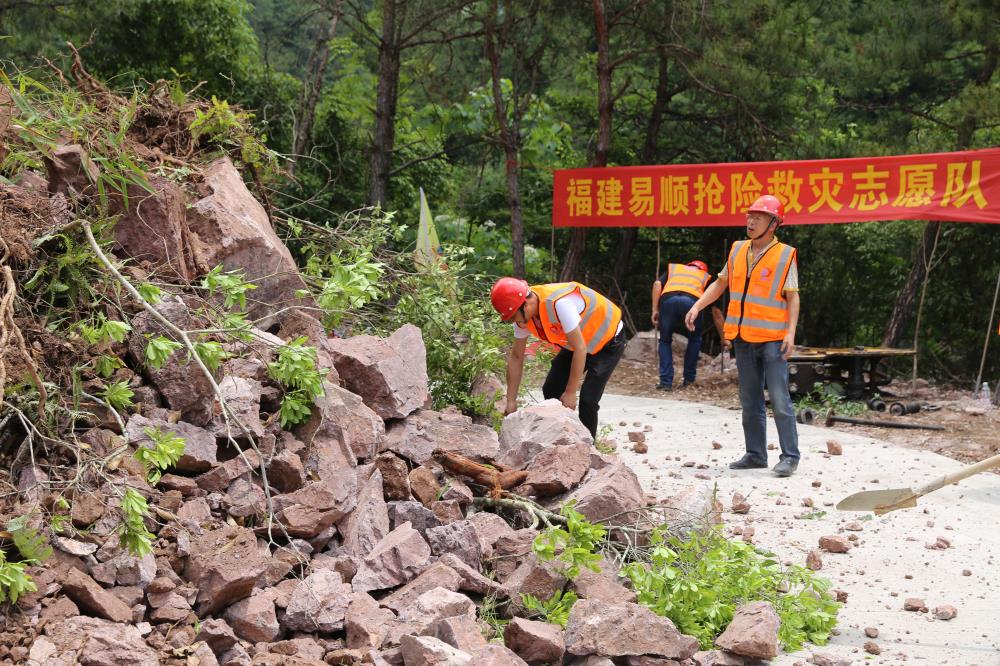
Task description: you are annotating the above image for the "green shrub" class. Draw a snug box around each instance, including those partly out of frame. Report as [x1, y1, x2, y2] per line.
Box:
[382, 248, 506, 416]
[623, 528, 839, 651]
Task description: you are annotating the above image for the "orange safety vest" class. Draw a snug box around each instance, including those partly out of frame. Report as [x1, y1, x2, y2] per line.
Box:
[660, 263, 710, 299]
[524, 282, 622, 354]
[723, 240, 797, 343]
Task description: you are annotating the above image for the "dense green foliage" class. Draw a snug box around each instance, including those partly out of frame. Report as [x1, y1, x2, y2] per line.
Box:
[530, 506, 840, 652]
[2, 0, 998, 381]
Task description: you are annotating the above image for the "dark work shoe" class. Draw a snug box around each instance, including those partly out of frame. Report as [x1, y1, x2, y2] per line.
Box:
[773, 459, 799, 477]
[729, 454, 768, 469]
[655, 384, 672, 391]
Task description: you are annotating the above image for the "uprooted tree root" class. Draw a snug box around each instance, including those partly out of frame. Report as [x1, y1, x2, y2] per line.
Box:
[0, 238, 45, 419]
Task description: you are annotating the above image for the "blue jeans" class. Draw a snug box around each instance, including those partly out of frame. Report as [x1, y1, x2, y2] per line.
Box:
[658, 293, 702, 387]
[734, 339, 799, 463]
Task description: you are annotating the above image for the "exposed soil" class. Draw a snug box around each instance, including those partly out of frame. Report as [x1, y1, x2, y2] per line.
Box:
[607, 346, 1000, 466]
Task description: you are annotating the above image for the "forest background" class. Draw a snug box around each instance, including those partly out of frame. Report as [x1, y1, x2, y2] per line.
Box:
[2, 0, 998, 383]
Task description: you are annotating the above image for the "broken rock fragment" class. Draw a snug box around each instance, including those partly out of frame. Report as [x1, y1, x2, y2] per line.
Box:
[714, 601, 780, 659]
[283, 569, 353, 633]
[504, 617, 566, 664]
[351, 522, 432, 593]
[182, 523, 268, 615]
[818, 535, 852, 554]
[564, 599, 699, 659]
[324, 323, 429, 420]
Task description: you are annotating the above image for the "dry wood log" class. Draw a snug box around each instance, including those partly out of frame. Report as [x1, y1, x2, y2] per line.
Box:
[432, 448, 527, 498]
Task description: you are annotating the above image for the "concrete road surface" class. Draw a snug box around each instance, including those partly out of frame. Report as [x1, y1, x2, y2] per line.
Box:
[594, 393, 1000, 666]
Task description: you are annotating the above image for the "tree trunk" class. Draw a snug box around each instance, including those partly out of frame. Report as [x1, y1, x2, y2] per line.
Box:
[485, 0, 525, 277]
[291, 4, 342, 174]
[368, 0, 401, 208]
[561, 0, 612, 282]
[881, 220, 940, 348]
[612, 47, 670, 289]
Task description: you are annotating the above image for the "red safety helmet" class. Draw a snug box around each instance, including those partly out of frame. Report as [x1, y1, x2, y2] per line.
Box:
[746, 194, 785, 223]
[490, 277, 530, 321]
[687, 260, 709, 273]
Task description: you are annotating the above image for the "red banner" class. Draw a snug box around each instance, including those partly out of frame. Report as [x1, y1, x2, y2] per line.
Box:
[552, 148, 1000, 227]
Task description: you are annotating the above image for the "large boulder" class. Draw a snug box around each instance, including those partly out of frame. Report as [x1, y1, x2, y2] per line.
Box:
[32, 616, 159, 665]
[378, 561, 463, 614]
[504, 617, 566, 665]
[60, 570, 132, 623]
[44, 143, 99, 198]
[425, 521, 482, 571]
[127, 299, 215, 426]
[185, 155, 314, 327]
[351, 522, 432, 593]
[564, 600, 700, 660]
[524, 440, 591, 497]
[498, 399, 593, 470]
[224, 589, 281, 643]
[556, 462, 646, 525]
[346, 592, 395, 650]
[271, 481, 354, 538]
[295, 381, 383, 464]
[111, 173, 196, 280]
[182, 524, 269, 615]
[399, 635, 471, 666]
[504, 555, 568, 617]
[206, 375, 264, 440]
[382, 410, 500, 465]
[125, 413, 217, 473]
[323, 324, 428, 420]
[337, 468, 390, 559]
[283, 569, 354, 633]
[714, 601, 780, 659]
[658, 483, 722, 536]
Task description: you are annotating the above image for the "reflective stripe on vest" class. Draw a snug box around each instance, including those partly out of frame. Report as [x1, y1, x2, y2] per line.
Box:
[723, 241, 796, 343]
[660, 263, 709, 299]
[526, 282, 622, 354]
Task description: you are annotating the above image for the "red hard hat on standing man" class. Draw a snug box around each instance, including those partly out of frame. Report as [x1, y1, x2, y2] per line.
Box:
[746, 194, 785, 224]
[490, 277, 530, 321]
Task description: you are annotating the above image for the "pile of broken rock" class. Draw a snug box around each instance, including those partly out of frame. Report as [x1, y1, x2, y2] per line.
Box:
[6, 141, 775, 666]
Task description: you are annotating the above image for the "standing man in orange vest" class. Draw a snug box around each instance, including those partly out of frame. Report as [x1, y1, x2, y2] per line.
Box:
[491, 278, 626, 438]
[651, 260, 726, 390]
[684, 194, 801, 476]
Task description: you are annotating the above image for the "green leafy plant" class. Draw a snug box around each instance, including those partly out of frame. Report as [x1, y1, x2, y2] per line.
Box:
[520, 590, 578, 628]
[92, 354, 126, 378]
[267, 337, 326, 427]
[795, 384, 867, 417]
[622, 528, 840, 651]
[144, 335, 183, 370]
[193, 340, 230, 372]
[190, 96, 274, 169]
[99, 380, 135, 410]
[200, 265, 257, 311]
[382, 249, 506, 416]
[118, 488, 154, 557]
[532, 502, 607, 579]
[78, 317, 131, 345]
[313, 254, 384, 331]
[477, 592, 509, 643]
[135, 427, 186, 484]
[0, 552, 37, 604]
[138, 282, 163, 304]
[6, 515, 53, 563]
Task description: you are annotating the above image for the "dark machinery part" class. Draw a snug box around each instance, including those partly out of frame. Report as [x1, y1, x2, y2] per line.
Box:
[823, 409, 945, 431]
[888, 401, 922, 416]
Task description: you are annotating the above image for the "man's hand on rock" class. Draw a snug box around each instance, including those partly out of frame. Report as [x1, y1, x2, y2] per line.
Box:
[560, 392, 577, 411]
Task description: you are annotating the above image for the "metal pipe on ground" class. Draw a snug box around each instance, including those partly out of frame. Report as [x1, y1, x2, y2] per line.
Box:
[824, 409, 945, 431]
[796, 407, 817, 425]
[889, 401, 922, 416]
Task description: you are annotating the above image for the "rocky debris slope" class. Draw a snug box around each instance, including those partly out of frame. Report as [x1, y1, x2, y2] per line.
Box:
[1, 129, 770, 666]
